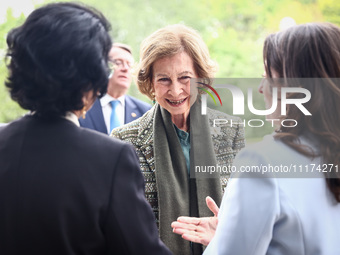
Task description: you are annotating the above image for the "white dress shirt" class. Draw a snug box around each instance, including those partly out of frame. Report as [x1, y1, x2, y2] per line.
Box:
[100, 94, 125, 134]
[64, 112, 80, 127]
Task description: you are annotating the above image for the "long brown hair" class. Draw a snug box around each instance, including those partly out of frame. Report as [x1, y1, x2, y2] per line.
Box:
[263, 23, 340, 202]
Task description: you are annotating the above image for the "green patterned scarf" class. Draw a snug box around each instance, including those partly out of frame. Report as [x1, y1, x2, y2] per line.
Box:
[153, 100, 223, 255]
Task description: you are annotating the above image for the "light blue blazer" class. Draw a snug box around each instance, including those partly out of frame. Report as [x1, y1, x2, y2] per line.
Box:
[204, 134, 340, 255]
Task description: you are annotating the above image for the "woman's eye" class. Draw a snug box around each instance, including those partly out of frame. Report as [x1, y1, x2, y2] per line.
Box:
[158, 78, 170, 82]
[179, 76, 191, 81]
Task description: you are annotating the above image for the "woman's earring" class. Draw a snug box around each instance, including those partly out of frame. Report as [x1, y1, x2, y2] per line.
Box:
[152, 92, 156, 104]
[82, 105, 87, 119]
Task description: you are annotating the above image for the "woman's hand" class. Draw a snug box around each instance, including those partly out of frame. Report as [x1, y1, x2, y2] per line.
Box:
[171, 196, 219, 246]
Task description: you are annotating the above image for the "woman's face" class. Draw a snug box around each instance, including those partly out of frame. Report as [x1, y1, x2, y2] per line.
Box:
[258, 70, 281, 122]
[152, 51, 197, 119]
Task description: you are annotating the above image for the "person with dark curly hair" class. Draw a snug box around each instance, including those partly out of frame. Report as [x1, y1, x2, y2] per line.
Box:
[0, 3, 171, 255]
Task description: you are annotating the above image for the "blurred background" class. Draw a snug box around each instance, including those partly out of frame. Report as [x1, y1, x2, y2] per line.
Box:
[1, 0, 339, 140]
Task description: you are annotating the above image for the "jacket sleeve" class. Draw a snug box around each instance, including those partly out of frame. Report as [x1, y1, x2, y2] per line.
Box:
[105, 143, 172, 255]
[204, 149, 279, 255]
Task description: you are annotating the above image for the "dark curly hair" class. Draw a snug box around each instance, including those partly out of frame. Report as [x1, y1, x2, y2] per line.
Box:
[5, 2, 112, 119]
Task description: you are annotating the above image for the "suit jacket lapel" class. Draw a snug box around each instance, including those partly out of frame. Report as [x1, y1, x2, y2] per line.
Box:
[125, 96, 138, 124]
[87, 99, 107, 133]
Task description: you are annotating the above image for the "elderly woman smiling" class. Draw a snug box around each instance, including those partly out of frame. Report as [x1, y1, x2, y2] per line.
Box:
[111, 24, 245, 255]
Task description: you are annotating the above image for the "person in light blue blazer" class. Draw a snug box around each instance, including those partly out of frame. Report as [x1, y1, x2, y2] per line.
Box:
[172, 22, 340, 255]
[79, 43, 151, 134]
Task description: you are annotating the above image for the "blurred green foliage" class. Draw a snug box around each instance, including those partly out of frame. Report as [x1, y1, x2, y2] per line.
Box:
[0, 0, 337, 139]
[0, 9, 27, 123]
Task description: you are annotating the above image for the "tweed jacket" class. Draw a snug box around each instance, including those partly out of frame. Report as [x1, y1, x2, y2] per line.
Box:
[111, 105, 245, 224]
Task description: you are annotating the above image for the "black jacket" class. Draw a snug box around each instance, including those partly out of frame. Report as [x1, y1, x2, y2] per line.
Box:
[0, 115, 171, 255]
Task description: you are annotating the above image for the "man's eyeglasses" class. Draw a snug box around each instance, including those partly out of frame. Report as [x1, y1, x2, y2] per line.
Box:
[108, 59, 133, 78]
[108, 59, 133, 70]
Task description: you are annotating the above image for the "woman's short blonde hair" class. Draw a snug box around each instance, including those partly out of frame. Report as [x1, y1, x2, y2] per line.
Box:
[136, 24, 217, 100]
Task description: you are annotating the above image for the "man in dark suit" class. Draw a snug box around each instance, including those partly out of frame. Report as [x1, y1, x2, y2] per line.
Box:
[0, 3, 171, 254]
[79, 43, 151, 134]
